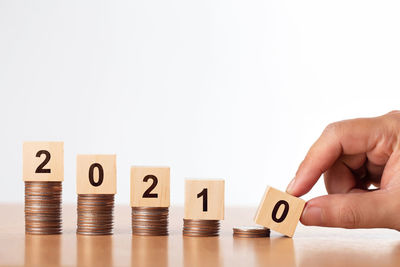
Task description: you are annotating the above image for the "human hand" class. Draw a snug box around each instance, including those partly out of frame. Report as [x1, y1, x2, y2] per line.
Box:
[286, 111, 400, 230]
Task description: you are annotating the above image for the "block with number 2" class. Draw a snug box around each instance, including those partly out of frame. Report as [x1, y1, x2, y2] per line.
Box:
[23, 141, 64, 181]
[130, 166, 170, 207]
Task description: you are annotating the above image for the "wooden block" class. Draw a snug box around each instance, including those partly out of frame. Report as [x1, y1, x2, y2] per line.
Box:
[184, 179, 225, 220]
[76, 155, 117, 194]
[23, 141, 64, 181]
[254, 186, 305, 237]
[130, 166, 170, 207]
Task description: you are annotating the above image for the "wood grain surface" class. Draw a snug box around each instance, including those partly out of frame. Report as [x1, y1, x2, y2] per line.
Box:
[1, 204, 400, 267]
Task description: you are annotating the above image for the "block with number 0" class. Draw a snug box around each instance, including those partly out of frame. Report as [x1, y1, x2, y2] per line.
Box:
[184, 179, 225, 220]
[130, 166, 170, 207]
[76, 155, 117, 194]
[23, 142, 64, 181]
[254, 186, 305, 237]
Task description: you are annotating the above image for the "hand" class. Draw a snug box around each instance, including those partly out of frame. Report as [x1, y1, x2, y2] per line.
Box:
[286, 111, 400, 230]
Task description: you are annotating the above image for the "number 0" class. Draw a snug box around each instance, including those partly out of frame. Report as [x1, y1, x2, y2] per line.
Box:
[89, 163, 104, 187]
[271, 200, 289, 223]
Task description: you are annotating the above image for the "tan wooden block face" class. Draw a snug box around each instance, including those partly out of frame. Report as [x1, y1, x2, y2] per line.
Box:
[76, 155, 117, 194]
[130, 166, 170, 207]
[184, 179, 225, 220]
[23, 142, 64, 181]
[254, 186, 305, 237]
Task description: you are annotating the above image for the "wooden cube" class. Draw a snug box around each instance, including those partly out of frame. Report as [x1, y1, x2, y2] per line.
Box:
[23, 141, 64, 181]
[184, 179, 225, 220]
[130, 166, 170, 207]
[76, 155, 117, 194]
[254, 186, 305, 237]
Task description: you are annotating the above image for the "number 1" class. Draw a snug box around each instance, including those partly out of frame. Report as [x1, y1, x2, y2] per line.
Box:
[197, 188, 208, 212]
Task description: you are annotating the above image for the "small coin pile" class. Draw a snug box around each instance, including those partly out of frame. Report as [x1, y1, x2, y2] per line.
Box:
[131, 207, 169, 236]
[183, 219, 220, 237]
[77, 194, 114, 235]
[233, 226, 270, 238]
[25, 181, 62, 235]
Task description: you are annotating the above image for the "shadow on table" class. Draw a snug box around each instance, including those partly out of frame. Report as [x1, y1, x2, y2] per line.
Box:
[24, 234, 61, 267]
[77, 235, 113, 267]
[294, 235, 400, 267]
[131, 235, 168, 267]
[233, 236, 296, 266]
[183, 236, 222, 267]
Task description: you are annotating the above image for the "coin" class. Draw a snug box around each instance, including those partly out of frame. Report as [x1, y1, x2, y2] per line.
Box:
[233, 226, 270, 238]
[24, 181, 62, 235]
[77, 194, 114, 235]
[131, 207, 169, 236]
[182, 219, 220, 237]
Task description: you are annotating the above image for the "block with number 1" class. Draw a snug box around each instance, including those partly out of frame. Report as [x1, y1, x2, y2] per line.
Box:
[184, 179, 225, 220]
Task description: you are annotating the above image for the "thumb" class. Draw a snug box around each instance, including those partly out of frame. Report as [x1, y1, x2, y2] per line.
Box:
[301, 191, 393, 229]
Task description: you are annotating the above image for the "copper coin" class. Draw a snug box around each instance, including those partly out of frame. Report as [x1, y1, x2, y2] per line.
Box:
[183, 219, 220, 237]
[131, 207, 169, 236]
[233, 226, 270, 238]
[77, 194, 114, 235]
[24, 181, 62, 235]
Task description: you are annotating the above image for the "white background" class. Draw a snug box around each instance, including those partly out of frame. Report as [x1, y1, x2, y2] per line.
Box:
[1, 0, 399, 205]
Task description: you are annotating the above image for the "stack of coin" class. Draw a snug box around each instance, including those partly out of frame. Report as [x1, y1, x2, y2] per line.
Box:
[182, 219, 220, 237]
[77, 194, 114, 235]
[131, 207, 169, 236]
[24, 181, 62, 235]
[233, 226, 270, 238]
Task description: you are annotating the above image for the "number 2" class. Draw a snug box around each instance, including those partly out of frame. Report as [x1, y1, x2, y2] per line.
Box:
[197, 188, 208, 212]
[142, 175, 158, 198]
[35, 150, 51, 173]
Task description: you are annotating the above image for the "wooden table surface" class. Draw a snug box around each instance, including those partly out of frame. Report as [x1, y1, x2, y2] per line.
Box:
[1, 204, 400, 267]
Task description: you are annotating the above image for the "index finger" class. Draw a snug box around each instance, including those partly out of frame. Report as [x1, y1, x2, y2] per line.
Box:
[287, 117, 380, 197]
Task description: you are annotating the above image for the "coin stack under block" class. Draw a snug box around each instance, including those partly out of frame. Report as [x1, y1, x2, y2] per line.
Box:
[77, 194, 114, 235]
[130, 166, 171, 236]
[183, 180, 225, 237]
[23, 141, 64, 235]
[183, 219, 220, 237]
[76, 154, 117, 236]
[25, 181, 62, 235]
[131, 207, 169, 236]
[233, 226, 270, 238]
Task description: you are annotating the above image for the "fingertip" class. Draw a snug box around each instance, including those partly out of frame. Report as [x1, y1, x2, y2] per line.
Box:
[300, 192, 386, 229]
[286, 174, 313, 197]
[301, 203, 323, 226]
[285, 178, 296, 195]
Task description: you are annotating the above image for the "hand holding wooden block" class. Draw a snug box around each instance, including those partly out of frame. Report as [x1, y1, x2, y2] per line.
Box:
[130, 166, 170, 207]
[76, 155, 117, 194]
[254, 186, 305, 237]
[184, 179, 225, 220]
[23, 141, 64, 181]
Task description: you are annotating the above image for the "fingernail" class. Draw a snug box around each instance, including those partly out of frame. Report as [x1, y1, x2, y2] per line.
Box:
[286, 178, 296, 194]
[301, 205, 323, 225]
